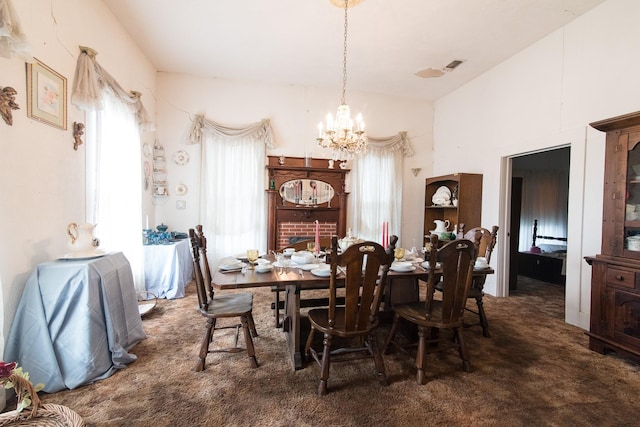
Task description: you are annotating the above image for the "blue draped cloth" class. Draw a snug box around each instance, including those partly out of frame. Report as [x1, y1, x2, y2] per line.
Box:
[4, 252, 146, 393]
[143, 238, 193, 299]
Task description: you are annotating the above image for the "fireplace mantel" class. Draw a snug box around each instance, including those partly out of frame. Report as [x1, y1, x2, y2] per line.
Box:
[266, 156, 349, 251]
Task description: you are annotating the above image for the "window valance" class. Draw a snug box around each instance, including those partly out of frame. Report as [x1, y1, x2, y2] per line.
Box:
[186, 114, 275, 148]
[0, 0, 33, 61]
[70, 46, 153, 130]
[366, 131, 413, 157]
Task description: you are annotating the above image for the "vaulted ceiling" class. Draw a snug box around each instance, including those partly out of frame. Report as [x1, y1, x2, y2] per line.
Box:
[102, 0, 606, 101]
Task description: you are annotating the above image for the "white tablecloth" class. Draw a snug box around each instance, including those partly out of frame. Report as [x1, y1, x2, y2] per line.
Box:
[143, 238, 193, 299]
[4, 252, 146, 393]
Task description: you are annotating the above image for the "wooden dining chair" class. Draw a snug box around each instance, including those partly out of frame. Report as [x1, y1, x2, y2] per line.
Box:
[439, 226, 498, 337]
[271, 236, 332, 327]
[189, 228, 258, 371]
[385, 235, 477, 385]
[195, 225, 257, 335]
[304, 235, 397, 396]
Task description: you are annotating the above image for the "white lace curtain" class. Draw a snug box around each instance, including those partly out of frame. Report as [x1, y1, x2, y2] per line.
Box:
[349, 131, 412, 244]
[70, 45, 149, 291]
[71, 46, 153, 130]
[0, 0, 32, 61]
[186, 115, 274, 264]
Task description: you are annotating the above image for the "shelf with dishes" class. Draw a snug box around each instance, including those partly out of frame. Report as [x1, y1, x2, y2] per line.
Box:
[152, 141, 169, 198]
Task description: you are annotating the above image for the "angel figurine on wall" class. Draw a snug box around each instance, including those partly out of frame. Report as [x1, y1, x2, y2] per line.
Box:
[0, 86, 19, 126]
[73, 121, 85, 150]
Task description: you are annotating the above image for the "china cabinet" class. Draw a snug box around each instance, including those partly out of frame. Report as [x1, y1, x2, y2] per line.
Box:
[586, 111, 640, 362]
[423, 173, 482, 245]
[266, 156, 349, 251]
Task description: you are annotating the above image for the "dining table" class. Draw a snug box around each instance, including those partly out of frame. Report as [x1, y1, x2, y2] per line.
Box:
[212, 257, 494, 370]
[4, 252, 146, 392]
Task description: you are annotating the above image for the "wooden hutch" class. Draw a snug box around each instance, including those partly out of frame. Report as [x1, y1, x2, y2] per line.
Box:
[586, 111, 640, 363]
[424, 173, 483, 245]
[266, 156, 349, 251]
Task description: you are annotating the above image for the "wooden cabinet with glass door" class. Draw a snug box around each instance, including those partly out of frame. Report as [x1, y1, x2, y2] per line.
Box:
[587, 111, 640, 363]
[424, 173, 482, 246]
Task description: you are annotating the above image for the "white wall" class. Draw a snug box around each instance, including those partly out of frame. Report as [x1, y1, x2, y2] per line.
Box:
[0, 0, 157, 369]
[433, 0, 640, 328]
[154, 73, 433, 249]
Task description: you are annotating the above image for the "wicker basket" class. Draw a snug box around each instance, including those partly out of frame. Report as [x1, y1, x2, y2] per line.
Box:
[0, 375, 84, 426]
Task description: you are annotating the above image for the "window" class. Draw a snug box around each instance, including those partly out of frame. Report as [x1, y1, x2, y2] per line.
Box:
[86, 92, 144, 290]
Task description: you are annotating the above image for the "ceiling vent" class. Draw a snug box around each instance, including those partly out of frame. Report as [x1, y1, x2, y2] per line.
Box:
[415, 59, 465, 79]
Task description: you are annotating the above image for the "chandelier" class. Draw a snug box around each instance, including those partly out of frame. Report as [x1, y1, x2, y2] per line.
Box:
[317, 0, 367, 161]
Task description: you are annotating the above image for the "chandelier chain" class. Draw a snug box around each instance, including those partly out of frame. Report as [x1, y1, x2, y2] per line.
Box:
[341, 0, 348, 105]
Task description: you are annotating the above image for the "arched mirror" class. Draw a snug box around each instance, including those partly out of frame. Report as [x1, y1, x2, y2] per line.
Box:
[279, 179, 335, 205]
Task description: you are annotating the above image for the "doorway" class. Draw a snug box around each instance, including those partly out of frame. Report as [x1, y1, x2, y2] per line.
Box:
[508, 147, 571, 296]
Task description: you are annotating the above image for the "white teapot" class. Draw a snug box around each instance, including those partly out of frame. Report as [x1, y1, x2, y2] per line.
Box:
[338, 228, 358, 252]
[67, 223, 99, 253]
[433, 219, 450, 234]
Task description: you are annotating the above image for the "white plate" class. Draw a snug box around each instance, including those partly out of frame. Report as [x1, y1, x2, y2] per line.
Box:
[219, 262, 246, 271]
[175, 183, 188, 196]
[173, 150, 190, 165]
[272, 260, 290, 268]
[143, 143, 152, 158]
[234, 253, 266, 262]
[291, 252, 315, 265]
[300, 263, 322, 271]
[390, 265, 416, 273]
[255, 264, 273, 273]
[60, 249, 108, 260]
[421, 261, 442, 269]
[311, 268, 331, 277]
[392, 261, 413, 269]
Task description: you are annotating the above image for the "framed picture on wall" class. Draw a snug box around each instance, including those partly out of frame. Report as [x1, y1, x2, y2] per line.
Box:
[26, 59, 67, 130]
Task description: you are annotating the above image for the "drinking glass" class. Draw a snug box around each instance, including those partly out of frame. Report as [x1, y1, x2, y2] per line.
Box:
[306, 242, 316, 253]
[246, 249, 259, 270]
[394, 247, 405, 262]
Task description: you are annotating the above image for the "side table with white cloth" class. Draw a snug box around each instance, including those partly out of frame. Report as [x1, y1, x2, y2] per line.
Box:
[143, 238, 193, 299]
[4, 252, 146, 393]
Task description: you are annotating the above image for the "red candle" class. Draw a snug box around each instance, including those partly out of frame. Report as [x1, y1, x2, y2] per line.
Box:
[315, 220, 320, 254]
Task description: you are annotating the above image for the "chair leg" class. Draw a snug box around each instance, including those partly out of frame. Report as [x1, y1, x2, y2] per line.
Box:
[247, 312, 258, 337]
[318, 333, 332, 396]
[384, 313, 401, 354]
[195, 318, 214, 372]
[475, 296, 491, 338]
[369, 331, 389, 386]
[273, 290, 281, 328]
[304, 326, 316, 361]
[416, 326, 427, 385]
[241, 315, 259, 368]
[455, 327, 471, 372]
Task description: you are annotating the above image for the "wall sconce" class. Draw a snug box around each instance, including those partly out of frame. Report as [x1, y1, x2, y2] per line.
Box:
[411, 168, 421, 177]
[73, 122, 85, 150]
[1, 86, 19, 126]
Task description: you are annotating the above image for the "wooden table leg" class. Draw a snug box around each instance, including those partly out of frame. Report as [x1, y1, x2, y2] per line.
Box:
[283, 283, 303, 370]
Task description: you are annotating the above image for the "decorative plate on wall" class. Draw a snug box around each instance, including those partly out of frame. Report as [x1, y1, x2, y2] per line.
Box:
[144, 161, 151, 177]
[143, 143, 152, 158]
[175, 183, 188, 196]
[173, 150, 190, 165]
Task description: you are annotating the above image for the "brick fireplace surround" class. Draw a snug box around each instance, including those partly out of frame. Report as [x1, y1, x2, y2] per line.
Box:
[277, 221, 337, 250]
